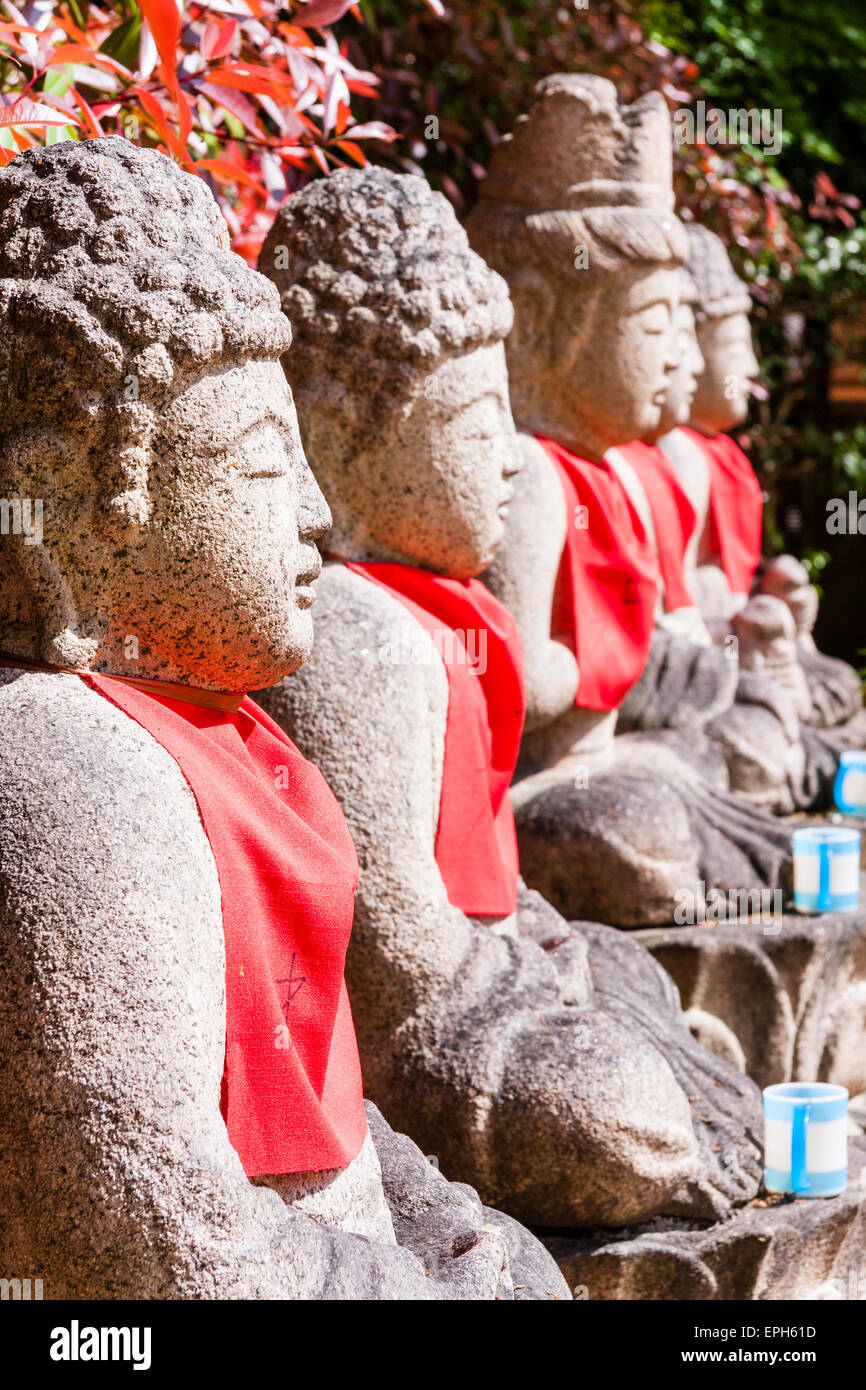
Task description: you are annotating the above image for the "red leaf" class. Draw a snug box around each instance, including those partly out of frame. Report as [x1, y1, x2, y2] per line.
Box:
[68, 87, 103, 139]
[44, 44, 132, 78]
[133, 86, 188, 164]
[333, 139, 366, 166]
[138, 0, 191, 146]
[138, 0, 180, 76]
[0, 99, 81, 128]
[196, 81, 262, 137]
[292, 0, 354, 27]
[210, 63, 295, 102]
[194, 157, 268, 196]
[200, 17, 238, 62]
[343, 120, 397, 142]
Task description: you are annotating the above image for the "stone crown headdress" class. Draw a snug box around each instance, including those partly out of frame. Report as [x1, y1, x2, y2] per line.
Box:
[686, 223, 752, 320]
[466, 74, 688, 287]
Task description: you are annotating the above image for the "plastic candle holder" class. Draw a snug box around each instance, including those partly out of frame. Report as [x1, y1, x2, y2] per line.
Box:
[834, 750, 866, 817]
[763, 1083, 848, 1198]
[792, 826, 860, 914]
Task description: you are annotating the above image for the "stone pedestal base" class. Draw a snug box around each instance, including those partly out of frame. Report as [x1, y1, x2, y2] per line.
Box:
[544, 1137, 866, 1300]
[633, 875, 866, 1096]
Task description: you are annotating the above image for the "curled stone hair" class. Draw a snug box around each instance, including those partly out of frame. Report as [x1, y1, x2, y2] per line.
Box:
[686, 223, 752, 321]
[465, 75, 688, 293]
[0, 136, 291, 433]
[259, 166, 513, 415]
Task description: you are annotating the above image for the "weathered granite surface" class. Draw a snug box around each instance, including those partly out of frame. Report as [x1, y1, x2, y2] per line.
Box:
[464, 77, 794, 924]
[545, 1136, 866, 1300]
[635, 876, 866, 1096]
[258, 164, 766, 1231]
[0, 138, 545, 1301]
[259, 561, 767, 1229]
[0, 670, 532, 1299]
[365, 1102, 571, 1300]
[667, 224, 864, 748]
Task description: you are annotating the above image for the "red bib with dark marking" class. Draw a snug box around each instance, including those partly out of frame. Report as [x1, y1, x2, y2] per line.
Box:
[85, 674, 366, 1178]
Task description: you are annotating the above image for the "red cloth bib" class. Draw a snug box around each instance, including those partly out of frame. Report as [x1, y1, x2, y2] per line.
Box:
[346, 562, 525, 917]
[682, 428, 763, 595]
[84, 674, 367, 1178]
[615, 440, 698, 613]
[544, 436, 660, 711]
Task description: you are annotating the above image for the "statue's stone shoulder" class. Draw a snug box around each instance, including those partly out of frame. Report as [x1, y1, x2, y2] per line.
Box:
[0, 669, 221, 930]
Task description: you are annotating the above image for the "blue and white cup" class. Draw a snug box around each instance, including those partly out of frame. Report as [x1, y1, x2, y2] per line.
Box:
[792, 825, 860, 913]
[763, 1083, 848, 1197]
[834, 750, 866, 817]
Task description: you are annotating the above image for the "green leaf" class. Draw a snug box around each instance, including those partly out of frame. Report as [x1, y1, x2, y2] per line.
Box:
[100, 9, 142, 70]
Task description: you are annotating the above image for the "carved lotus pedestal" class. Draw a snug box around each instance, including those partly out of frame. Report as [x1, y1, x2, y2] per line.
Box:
[635, 871, 866, 1097]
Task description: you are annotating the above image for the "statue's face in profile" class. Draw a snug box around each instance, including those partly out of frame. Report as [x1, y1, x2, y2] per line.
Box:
[691, 310, 759, 432]
[139, 358, 330, 689]
[657, 301, 705, 435]
[335, 341, 521, 578]
[558, 265, 680, 455]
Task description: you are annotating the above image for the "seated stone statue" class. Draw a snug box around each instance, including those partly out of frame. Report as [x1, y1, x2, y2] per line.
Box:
[465, 74, 791, 925]
[606, 262, 809, 813]
[604, 264, 736, 734]
[257, 163, 765, 1231]
[660, 224, 864, 742]
[0, 136, 571, 1301]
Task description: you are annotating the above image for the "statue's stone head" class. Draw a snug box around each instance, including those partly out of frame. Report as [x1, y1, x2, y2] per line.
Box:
[466, 75, 688, 460]
[655, 265, 705, 437]
[0, 137, 329, 691]
[259, 167, 518, 578]
[686, 223, 759, 433]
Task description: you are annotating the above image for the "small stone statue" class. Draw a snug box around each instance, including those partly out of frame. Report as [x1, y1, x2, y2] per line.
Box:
[661, 224, 864, 740]
[599, 259, 807, 811]
[604, 263, 736, 733]
[0, 137, 567, 1301]
[258, 164, 765, 1232]
[466, 74, 791, 925]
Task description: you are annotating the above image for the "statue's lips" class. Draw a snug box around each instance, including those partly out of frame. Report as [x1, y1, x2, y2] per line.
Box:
[497, 484, 515, 518]
[295, 560, 322, 608]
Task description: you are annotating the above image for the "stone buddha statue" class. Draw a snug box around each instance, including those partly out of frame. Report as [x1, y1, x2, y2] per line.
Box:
[0, 137, 571, 1301]
[465, 74, 791, 924]
[602, 262, 736, 732]
[258, 164, 765, 1233]
[661, 223, 864, 737]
